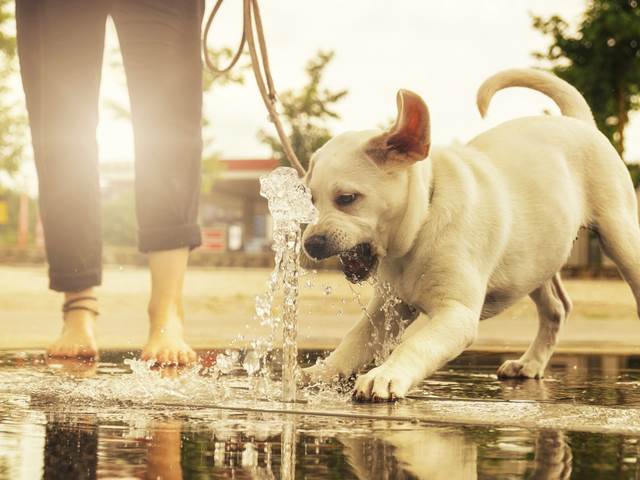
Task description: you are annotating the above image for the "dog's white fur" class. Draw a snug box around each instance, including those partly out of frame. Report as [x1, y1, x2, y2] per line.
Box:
[302, 68, 640, 401]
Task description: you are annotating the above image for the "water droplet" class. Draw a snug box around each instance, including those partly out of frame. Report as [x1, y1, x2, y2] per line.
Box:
[323, 286, 333, 296]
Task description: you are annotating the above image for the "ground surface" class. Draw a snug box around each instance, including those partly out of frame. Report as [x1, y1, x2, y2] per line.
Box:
[2, 350, 640, 479]
[1, 265, 639, 353]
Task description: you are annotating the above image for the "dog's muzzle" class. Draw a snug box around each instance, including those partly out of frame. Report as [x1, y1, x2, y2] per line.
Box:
[339, 243, 378, 283]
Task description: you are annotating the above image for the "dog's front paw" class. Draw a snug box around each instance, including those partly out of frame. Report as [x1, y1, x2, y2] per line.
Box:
[497, 359, 545, 379]
[352, 366, 413, 402]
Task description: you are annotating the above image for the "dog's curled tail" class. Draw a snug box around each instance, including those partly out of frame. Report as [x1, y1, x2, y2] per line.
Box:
[476, 68, 595, 126]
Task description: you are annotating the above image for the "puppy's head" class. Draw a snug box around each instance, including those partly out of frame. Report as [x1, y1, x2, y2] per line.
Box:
[303, 89, 431, 283]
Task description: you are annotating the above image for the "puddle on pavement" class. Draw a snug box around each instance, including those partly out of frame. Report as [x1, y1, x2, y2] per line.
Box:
[2, 350, 640, 479]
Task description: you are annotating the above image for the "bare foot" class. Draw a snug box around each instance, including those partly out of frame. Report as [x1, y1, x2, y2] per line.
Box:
[143, 248, 197, 366]
[141, 306, 197, 366]
[47, 310, 98, 359]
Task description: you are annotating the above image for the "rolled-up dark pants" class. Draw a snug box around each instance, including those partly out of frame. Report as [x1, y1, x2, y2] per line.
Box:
[16, 0, 204, 292]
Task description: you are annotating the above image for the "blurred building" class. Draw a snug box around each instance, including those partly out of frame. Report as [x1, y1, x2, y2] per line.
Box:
[100, 158, 278, 253]
[200, 158, 278, 253]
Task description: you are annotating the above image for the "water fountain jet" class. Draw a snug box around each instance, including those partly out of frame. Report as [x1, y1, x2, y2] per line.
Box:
[258, 167, 317, 402]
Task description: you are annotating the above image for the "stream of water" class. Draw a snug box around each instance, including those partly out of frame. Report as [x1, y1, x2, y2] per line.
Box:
[257, 167, 317, 402]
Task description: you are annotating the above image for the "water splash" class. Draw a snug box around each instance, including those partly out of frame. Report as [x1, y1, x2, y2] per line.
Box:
[256, 167, 318, 402]
[349, 278, 408, 366]
[215, 350, 240, 375]
[374, 280, 407, 365]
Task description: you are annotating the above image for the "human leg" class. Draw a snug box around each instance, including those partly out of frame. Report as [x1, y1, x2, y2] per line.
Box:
[112, 0, 204, 364]
[16, 0, 108, 357]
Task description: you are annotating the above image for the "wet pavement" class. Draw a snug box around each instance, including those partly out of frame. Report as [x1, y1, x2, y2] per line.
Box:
[2, 350, 640, 479]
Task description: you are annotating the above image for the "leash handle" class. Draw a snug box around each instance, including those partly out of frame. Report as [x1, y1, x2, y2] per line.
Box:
[202, 0, 306, 176]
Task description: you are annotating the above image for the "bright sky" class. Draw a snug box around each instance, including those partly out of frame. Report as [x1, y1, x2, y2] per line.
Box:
[94, 0, 640, 163]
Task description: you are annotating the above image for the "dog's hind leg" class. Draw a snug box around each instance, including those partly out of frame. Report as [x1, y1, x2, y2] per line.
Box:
[596, 215, 640, 319]
[497, 273, 571, 379]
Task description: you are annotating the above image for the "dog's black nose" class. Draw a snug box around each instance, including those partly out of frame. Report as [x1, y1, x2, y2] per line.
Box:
[305, 235, 329, 260]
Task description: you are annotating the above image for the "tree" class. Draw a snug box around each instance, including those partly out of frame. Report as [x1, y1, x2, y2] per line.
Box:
[0, 1, 29, 245]
[258, 50, 348, 169]
[0, 0, 26, 177]
[532, 0, 640, 162]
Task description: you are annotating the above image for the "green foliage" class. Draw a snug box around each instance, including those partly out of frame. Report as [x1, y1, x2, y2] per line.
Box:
[258, 50, 348, 169]
[0, 0, 15, 57]
[0, 0, 26, 177]
[532, 0, 640, 158]
[0, 87, 27, 176]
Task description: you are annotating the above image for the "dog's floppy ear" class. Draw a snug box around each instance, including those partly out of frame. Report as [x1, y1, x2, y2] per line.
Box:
[366, 89, 431, 167]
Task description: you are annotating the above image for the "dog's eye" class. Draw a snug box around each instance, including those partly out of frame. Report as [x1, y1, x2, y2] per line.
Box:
[335, 193, 358, 206]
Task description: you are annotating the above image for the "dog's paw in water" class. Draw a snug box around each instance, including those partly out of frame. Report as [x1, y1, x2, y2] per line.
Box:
[352, 365, 413, 402]
[301, 363, 344, 385]
[497, 359, 545, 379]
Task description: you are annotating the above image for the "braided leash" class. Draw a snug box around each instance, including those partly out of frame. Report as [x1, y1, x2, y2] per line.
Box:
[202, 0, 306, 176]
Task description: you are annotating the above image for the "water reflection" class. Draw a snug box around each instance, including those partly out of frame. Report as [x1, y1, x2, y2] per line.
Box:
[0, 404, 638, 480]
[281, 419, 296, 480]
[44, 416, 97, 480]
[30, 416, 582, 479]
[2, 352, 640, 478]
[341, 429, 477, 479]
[416, 351, 640, 406]
[529, 430, 572, 480]
[147, 421, 183, 480]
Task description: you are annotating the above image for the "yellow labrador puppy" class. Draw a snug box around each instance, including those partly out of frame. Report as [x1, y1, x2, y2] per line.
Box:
[302, 69, 640, 402]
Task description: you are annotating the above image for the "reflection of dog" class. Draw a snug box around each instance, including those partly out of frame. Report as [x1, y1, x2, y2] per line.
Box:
[302, 68, 640, 401]
[340, 429, 477, 480]
[340, 427, 571, 480]
[529, 430, 572, 480]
